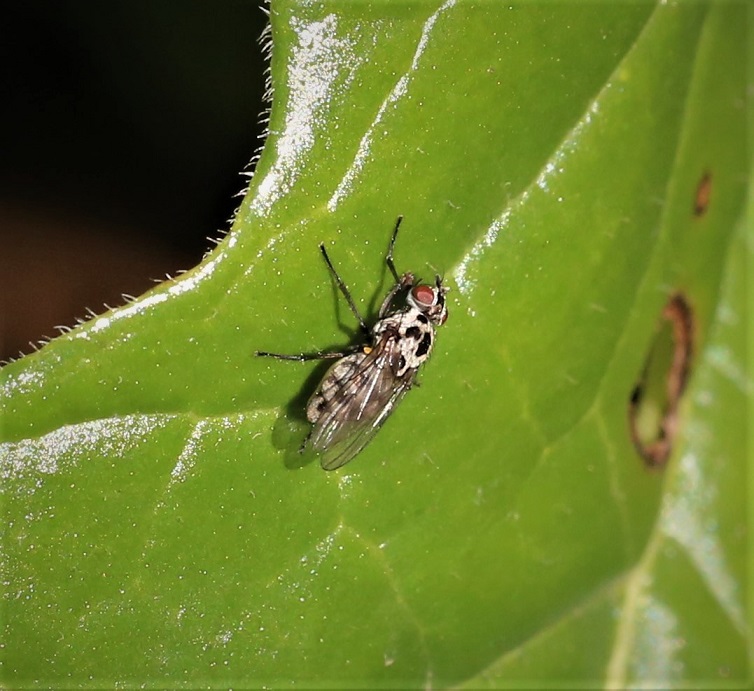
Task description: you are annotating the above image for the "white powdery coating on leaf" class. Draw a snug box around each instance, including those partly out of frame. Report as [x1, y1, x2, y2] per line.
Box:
[169, 419, 212, 485]
[77, 250, 227, 338]
[252, 14, 361, 216]
[661, 449, 746, 634]
[453, 212, 506, 298]
[631, 595, 685, 683]
[327, 0, 457, 212]
[165, 412, 260, 489]
[1, 368, 46, 399]
[453, 86, 603, 300]
[0, 414, 172, 497]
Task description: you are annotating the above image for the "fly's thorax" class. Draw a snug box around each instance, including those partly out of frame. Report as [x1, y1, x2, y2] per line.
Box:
[373, 307, 435, 377]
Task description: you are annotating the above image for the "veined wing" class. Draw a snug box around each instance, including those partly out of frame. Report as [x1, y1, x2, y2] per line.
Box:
[309, 341, 416, 471]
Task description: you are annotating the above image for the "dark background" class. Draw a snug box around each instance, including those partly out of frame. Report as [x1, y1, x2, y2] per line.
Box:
[0, 1, 268, 360]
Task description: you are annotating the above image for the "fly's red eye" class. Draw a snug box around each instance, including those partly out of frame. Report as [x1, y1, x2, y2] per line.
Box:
[411, 284, 435, 306]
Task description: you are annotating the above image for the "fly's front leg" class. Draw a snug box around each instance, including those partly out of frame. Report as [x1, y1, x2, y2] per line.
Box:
[377, 215, 416, 318]
[377, 271, 414, 318]
[385, 215, 404, 284]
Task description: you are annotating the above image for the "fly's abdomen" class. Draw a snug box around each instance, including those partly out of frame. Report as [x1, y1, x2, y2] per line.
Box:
[306, 352, 366, 424]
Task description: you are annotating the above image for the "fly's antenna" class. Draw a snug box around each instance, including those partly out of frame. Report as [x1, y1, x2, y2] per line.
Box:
[428, 265, 445, 288]
[385, 215, 403, 284]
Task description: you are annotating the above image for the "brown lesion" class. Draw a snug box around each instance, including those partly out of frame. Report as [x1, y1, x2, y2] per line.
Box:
[693, 171, 712, 217]
[628, 294, 694, 467]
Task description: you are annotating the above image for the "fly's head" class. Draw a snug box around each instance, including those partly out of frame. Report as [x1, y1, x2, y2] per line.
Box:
[406, 275, 449, 326]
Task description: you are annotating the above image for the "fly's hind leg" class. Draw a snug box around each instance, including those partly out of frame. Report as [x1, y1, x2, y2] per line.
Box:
[298, 428, 314, 454]
[255, 343, 363, 362]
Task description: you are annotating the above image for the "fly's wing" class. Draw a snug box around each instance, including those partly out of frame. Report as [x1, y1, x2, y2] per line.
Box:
[309, 341, 416, 470]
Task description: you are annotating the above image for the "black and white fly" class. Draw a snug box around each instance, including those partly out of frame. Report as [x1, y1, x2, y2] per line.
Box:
[256, 216, 449, 470]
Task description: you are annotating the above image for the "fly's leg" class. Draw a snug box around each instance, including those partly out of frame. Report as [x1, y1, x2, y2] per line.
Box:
[377, 271, 414, 318]
[319, 243, 369, 336]
[255, 343, 364, 362]
[377, 215, 416, 318]
[298, 432, 312, 454]
[255, 351, 343, 362]
[385, 215, 403, 284]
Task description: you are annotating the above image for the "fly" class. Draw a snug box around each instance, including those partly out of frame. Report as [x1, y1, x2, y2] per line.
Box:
[256, 216, 449, 470]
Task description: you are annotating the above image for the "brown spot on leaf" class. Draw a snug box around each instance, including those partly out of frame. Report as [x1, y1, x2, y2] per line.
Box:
[629, 294, 693, 467]
[694, 171, 712, 217]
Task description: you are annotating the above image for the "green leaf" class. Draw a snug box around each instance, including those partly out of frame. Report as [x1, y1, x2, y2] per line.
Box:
[1, 1, 749, 687]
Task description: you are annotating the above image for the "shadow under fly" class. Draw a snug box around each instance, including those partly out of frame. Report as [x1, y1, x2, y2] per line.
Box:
[256, 216, 449, 471]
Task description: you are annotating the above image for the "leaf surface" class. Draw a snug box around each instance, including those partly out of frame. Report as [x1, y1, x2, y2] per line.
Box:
[1, 1, 749, 687]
